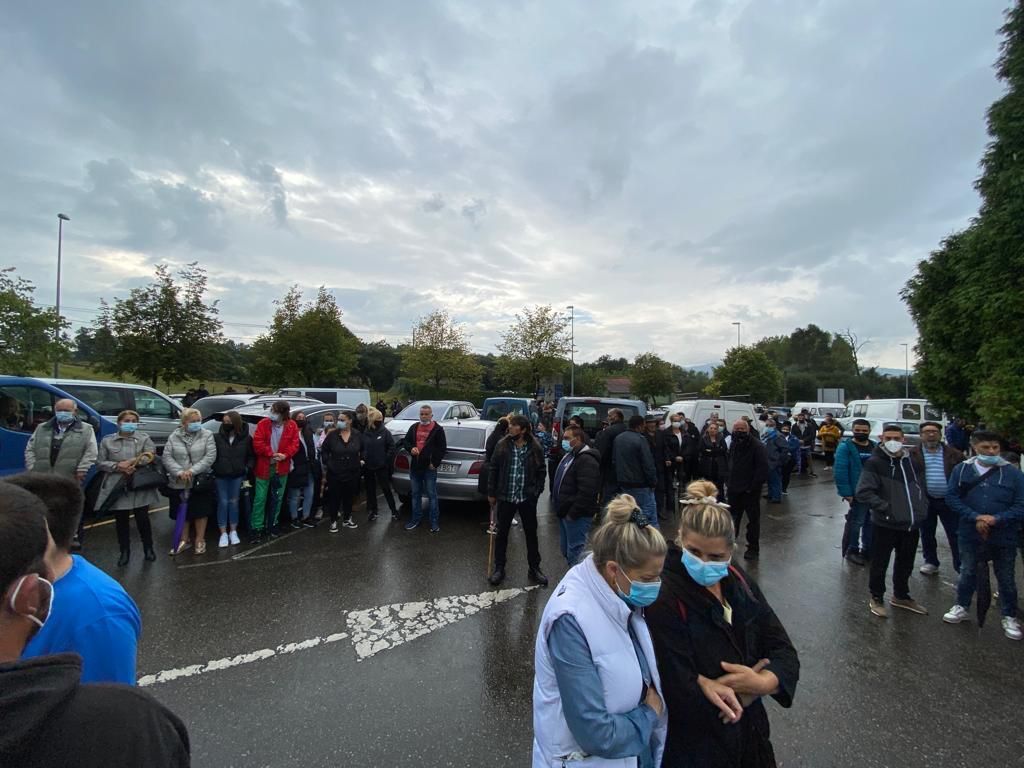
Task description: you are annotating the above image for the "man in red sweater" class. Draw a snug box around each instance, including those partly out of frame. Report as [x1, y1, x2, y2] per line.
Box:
[250, 401, 300, 542]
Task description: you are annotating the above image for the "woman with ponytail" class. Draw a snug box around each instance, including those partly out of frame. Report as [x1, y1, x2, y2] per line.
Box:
[645, 481, 800, 768]
[532, 494, 669, 767]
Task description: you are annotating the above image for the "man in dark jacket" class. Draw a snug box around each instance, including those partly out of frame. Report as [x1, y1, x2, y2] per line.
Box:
[0, 483, 191, 768]
[761, 419, 790, 504]
[613, 415, 659, 527]
[855, 424, 929, 618]
[662, 415, 695, 513]
[594, 408, 628, 503]
[486, 415, 547, 587]
[791, 412, 817, 477]
[945, 417, 969, 452]
[551, 425, 601, 565]
[363, 407, 398, 521]
[728, 420, 769, 560]
[402, 404, 447, 532]
[910, 421, 964, 576]
[834, 420, 876, 565]
[643, 414, 667, 517]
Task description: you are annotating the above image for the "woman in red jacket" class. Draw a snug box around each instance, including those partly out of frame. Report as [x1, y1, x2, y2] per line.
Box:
[250, 400, 300, 542]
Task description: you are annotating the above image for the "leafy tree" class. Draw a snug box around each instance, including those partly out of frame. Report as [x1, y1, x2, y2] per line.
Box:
[903, 5, 1024, 434]
[0, 268, 70, 375]
[95, 263, 222, 388]
[210, 340, 254, 384]
[474, 353, 500, 391]
[631, 352, 675, 404]
[706, 347, 783, 403]
[574, 366, 608, 396]
[356, 340, 402, 392]
[250, 286, 359, 388]
[401, 309, 481, 389]
[496, 305, 571, 392]
[593, 355, 630, 373]
[671, 366, 712, 397]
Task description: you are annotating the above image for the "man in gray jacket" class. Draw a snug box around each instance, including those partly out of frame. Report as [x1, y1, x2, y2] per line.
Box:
[613, 415, 659, 527]
[24, 399, 97, 483]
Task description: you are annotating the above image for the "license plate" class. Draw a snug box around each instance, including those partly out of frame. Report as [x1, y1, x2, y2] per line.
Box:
[438, 462, 459, 474]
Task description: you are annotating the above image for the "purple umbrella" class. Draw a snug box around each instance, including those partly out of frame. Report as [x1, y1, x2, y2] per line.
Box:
[171, 489, 191, 554]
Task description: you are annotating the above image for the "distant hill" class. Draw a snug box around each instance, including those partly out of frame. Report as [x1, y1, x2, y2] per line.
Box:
[683, 363, 717, 375]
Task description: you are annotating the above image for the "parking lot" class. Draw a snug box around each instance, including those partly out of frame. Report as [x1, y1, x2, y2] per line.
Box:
[82, 475, 1023, 768]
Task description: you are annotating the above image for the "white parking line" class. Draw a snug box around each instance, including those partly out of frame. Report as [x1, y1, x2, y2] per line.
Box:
[137, 587, 537, 686]
[176, 551, 293, 570]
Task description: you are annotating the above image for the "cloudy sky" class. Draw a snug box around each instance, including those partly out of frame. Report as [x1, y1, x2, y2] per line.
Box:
[1, 0, 1009, 369]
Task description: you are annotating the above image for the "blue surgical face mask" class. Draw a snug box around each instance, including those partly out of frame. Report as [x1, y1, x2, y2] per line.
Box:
[270, 413, 282, 423]
[120, 422, 138, 434]
[977, 454, 1002, 466]
[682, 547, 730, 587]
[187, 422, 202, 433]
[615, 569, 662, 608]
[671, 421, 682, 429]
[764, 427, 777, 437]
[338, 420, 349, 430]
[55, 411, 74, 424]
[323, 421, 335, 430]
[561, 439, 572, 452]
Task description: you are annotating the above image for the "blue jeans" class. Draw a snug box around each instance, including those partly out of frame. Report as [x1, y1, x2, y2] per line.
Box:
[845, 501, 873, 555]
[956, 538, 1018, 618]
[287, 475, 315, 522]
[410, 468, 440, 528]
[559, 515, 593, 566]
[630, 487, 659, 528]
[215, 476, 244, 529]
[920, 496, 961, 571]
[766, 467, 782, 501]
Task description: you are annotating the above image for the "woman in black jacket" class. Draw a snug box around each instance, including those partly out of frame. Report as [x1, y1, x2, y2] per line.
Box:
[320, 412, 364, 534]
[698, 422, 729, 502]
[286, 411, 320, 529]
[646, 480, 799, 768]
[362, 407, 398, 521]
[213, 411, 255, 548]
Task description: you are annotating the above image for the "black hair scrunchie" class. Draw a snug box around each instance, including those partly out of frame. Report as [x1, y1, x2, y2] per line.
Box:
[629, 508, 648, 529]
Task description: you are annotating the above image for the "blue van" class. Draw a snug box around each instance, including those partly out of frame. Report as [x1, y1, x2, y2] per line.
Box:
[0, 376, 117, 502]
[480, 396, 540, 425]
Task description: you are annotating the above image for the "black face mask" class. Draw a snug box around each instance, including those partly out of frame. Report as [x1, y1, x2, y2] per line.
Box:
[295, 419, 307, 429]
[734, 432, 750, 442]
[223, 423, 234, 432]
[853, 433, 870, 442]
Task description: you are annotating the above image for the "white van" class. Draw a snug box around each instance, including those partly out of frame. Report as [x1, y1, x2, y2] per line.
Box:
[662, 399, 757, 430]
[275, 388, 371, 407]
[792, 402, 847, 419]
[842, 399, 942, 425]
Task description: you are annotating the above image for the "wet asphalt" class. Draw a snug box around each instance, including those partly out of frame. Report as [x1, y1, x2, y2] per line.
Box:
[78, 471, 1024, 768]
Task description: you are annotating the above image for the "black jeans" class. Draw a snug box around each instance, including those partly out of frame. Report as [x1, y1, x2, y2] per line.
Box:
[781, 458, 796, 492]
[920, 496, 960, 571]
[363, 467, 397, 513]
[869, 526, 920, 600]
[115, 505, 153, 551]
[326, 475, 359, 523]
[729, 487, 762, 552]
[547, 459, 558, 494]
[495, 497, 541, 571]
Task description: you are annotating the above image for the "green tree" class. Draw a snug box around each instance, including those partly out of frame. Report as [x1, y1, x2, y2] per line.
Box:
[671, 366, 712, 397]
[0, 268, 70, 375]
[356, 340, 402, 392]
[496, 305, 571, 392]
[631, 352, 675, 404]
[903, 5, 1024, 434]
[250, 286, 359, 388]
[401, 309, 481, 389]
[706, 347, 783, 403]
[95, 263, 223, 388]
[574, 366, 608, 396]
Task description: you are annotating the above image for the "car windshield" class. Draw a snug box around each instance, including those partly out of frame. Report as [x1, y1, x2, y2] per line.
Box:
[397, 401, 449, 420]
[481, 399, 529, 421]
[195, 397, 246, 419]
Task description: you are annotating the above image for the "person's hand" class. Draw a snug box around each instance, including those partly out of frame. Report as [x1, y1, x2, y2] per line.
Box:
[842, 496, 853, 504]
[411, 447, 420, 456]
[976, 518, 992, 539]
[116, 460, 133, 473]
[178, 470, 193, 482]
[675, 456, 683, 463]
[123, 464, 135, 476]
[665, 460, 672, 467]
[978, 514, 997, 526]
[273, 452, 286, 462]
[76, 470, 87, 483]
[429, 463, 435, 470]
[717, 660, 778, 697]
[697, 674, 743, 724]
[488, 496, 497, 507]
[644, 685, 664, 717]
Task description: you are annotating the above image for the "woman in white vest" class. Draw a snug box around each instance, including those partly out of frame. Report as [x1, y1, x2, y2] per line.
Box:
[533, 494, 669, 768]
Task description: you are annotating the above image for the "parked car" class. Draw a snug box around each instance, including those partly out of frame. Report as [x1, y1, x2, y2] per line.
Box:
[275, 388, 371, 407]
[480, 396, 540, 424]
[385, 400, 480, 440]
[553, 397, 647, 440]
[201, 402, 356, 435]
[391, 420, 496, 505]
[38, 377, 182, 449]
[839, 418, 923, 450]
[660, 399, 756, 433]
[191, 394, 321, 419]
[792, 401, 847, 420]
[766, 405, 793, 421]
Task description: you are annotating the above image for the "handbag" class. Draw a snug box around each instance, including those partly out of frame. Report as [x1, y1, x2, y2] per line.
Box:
[182, 435, 214, 494]
[128, 462, 166, 491]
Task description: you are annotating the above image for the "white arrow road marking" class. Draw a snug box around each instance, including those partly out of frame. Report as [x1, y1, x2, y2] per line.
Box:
[137, 587, 537, 687]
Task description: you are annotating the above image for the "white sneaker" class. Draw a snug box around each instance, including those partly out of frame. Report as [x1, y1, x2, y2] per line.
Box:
[943, 605, 970, 624]
[218, 532, 229, 549]
[228, 530, 241, 546]
[1002, 616, 1023, 641]
[919, 563, 939, 575]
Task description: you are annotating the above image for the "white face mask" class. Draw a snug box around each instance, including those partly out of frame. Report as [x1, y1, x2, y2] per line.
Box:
[10, 574, 54, 630]
[884, 440, 904, 455]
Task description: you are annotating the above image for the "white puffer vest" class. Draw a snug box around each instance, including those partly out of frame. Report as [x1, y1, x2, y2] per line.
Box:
[533, 555, 667, 768]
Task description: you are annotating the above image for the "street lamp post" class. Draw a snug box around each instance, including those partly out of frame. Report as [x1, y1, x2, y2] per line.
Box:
[900, 343, 909, 398]
[567, 305, 575, 396]
[54, 213, 70, 378]
[732, 321, 741, 347]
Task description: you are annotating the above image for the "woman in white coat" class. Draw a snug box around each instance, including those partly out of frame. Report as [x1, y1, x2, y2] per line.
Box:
[533, 493, 669, 768]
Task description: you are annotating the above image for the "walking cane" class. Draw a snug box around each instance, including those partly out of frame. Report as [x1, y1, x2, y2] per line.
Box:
[486, 501, 496, 578]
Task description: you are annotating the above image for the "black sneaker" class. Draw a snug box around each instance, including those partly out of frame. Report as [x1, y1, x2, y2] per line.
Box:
[290, 520, 303, 530]
[248, 530, 264, 545]
[846, 551, 867, 566]
[743, 549, 759, 561]
[430, 526, 440, 533]
[391, 511, 400, 521]
[268, 528, 281, 539]
[368, 511, 379, 522]
[302, 518, 317, 529]
[528, 567, 549, 587]
[488, 568, 506, 586]
[343, 519, 358, 529]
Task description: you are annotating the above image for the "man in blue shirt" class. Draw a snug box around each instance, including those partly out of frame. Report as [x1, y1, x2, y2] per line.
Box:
[834, 419, 876, 566]
[8, 473, 141, 685]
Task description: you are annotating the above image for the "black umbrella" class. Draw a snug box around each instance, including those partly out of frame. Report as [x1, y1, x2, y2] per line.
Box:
[976, 538, 993, 629]
[95, 474, 129, 517]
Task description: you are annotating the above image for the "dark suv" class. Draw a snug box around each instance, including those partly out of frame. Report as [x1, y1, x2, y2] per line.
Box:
[553, 397, 647, 440]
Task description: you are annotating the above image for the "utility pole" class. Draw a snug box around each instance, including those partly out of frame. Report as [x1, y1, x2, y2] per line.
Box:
[732, 321, 741, 347]
[54, 213, 70, 377]
[566, 305, 575, 396]
[900, 343, 909, 398]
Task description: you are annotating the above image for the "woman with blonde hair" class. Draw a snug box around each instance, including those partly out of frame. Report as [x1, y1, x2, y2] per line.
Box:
[645, 481, 799, 767]
[533, 493, 669, 767]
[163, 407, 217, 555]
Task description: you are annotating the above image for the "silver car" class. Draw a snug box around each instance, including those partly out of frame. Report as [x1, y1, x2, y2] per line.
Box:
[385, 400, 480, 441]
[392, 420, 496, 505]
